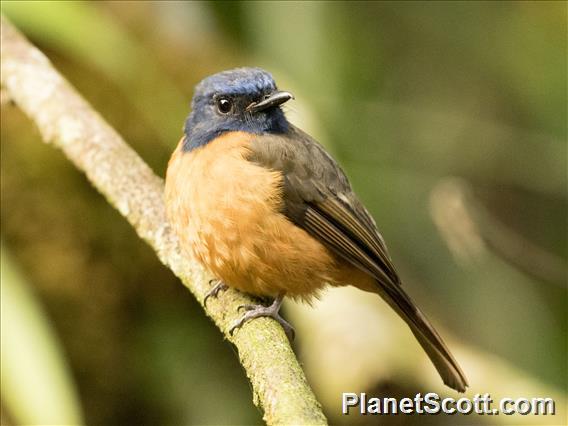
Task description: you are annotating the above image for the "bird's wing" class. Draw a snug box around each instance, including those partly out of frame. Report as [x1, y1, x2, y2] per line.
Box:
[248, 125, 400, 289]
[248, 125, 469, 393]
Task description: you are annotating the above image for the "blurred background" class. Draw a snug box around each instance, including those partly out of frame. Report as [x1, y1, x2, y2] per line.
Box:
[1, 1, 566, 425]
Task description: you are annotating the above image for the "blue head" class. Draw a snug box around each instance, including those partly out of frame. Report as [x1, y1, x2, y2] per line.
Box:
[183, 67, 293, 152]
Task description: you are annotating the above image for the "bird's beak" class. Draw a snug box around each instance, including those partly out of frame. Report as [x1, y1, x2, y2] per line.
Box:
[246, 91, 294, 113]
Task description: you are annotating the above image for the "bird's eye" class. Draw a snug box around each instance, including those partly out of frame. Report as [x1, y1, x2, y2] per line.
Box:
[216, 97, 233, 114]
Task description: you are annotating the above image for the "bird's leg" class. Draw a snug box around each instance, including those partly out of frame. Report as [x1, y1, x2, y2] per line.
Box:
[203, 279, 229, 306]
[230, 293, 295, 341]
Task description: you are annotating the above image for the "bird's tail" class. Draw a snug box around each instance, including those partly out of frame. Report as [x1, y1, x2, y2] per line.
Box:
[375, 281, 469, 393]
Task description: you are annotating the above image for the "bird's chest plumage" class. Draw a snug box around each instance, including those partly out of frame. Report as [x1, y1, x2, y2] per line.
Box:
[165, 132, 335, 299]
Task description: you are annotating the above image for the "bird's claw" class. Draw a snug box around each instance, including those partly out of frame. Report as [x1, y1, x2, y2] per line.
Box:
[237, 304, 257, 312]
[203, 280, 228, 306]
[230, 296, 295, 342]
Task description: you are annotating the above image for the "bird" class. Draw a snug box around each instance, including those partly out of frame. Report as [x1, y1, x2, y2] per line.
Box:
[164, 67, 469, 393]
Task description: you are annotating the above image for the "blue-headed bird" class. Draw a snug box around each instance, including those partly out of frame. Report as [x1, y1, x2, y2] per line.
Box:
[165, 67, 468, 392]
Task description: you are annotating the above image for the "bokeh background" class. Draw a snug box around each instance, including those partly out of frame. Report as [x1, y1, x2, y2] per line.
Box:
[1, 1, 566, 425]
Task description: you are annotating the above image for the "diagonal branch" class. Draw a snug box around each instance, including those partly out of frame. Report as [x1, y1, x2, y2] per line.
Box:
[0, 16, 327, 426]
[429, 177, 567, 286]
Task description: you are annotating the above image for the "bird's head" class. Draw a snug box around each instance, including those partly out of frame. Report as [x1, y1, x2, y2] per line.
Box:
[183, 67, 293, 151]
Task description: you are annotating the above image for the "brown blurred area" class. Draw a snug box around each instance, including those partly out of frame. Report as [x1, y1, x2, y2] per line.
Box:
[1, 1, 566, 425]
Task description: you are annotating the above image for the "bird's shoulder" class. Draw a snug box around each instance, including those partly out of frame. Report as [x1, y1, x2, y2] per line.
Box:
[248, 125, 350, 200]
[247, 125, 400, 286]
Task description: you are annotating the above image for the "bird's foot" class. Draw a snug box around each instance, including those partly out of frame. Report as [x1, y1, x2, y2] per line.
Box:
[230, 294, 295, 341]
[203, 280, 228, 306]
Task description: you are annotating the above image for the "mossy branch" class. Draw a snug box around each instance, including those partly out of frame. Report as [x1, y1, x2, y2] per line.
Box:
[1, 16, 327, 426]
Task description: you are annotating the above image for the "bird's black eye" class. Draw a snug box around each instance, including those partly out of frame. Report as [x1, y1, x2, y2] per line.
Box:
[216, 97, 233, 114]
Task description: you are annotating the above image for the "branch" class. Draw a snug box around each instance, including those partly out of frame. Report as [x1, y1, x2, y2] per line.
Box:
[429, 177, 567, 286]
[1, 16, 327, 425]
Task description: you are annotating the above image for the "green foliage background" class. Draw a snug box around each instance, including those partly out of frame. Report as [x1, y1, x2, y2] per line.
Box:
[1, 1, 566, 425]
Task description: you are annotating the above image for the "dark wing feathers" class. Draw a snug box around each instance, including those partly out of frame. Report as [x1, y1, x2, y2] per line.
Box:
[303, 207, 389, 282]
[304, 204, 396, 285]
[313, 197, 399, 284]
[248, 125, 468, 392]
[249, 125, 398, 287]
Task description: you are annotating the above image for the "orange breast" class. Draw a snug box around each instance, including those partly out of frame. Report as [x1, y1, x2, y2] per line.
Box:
[164, 132, 342, 302]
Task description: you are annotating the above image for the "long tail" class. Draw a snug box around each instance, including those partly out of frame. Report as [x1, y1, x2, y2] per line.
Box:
[375, 281, 469, 392]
